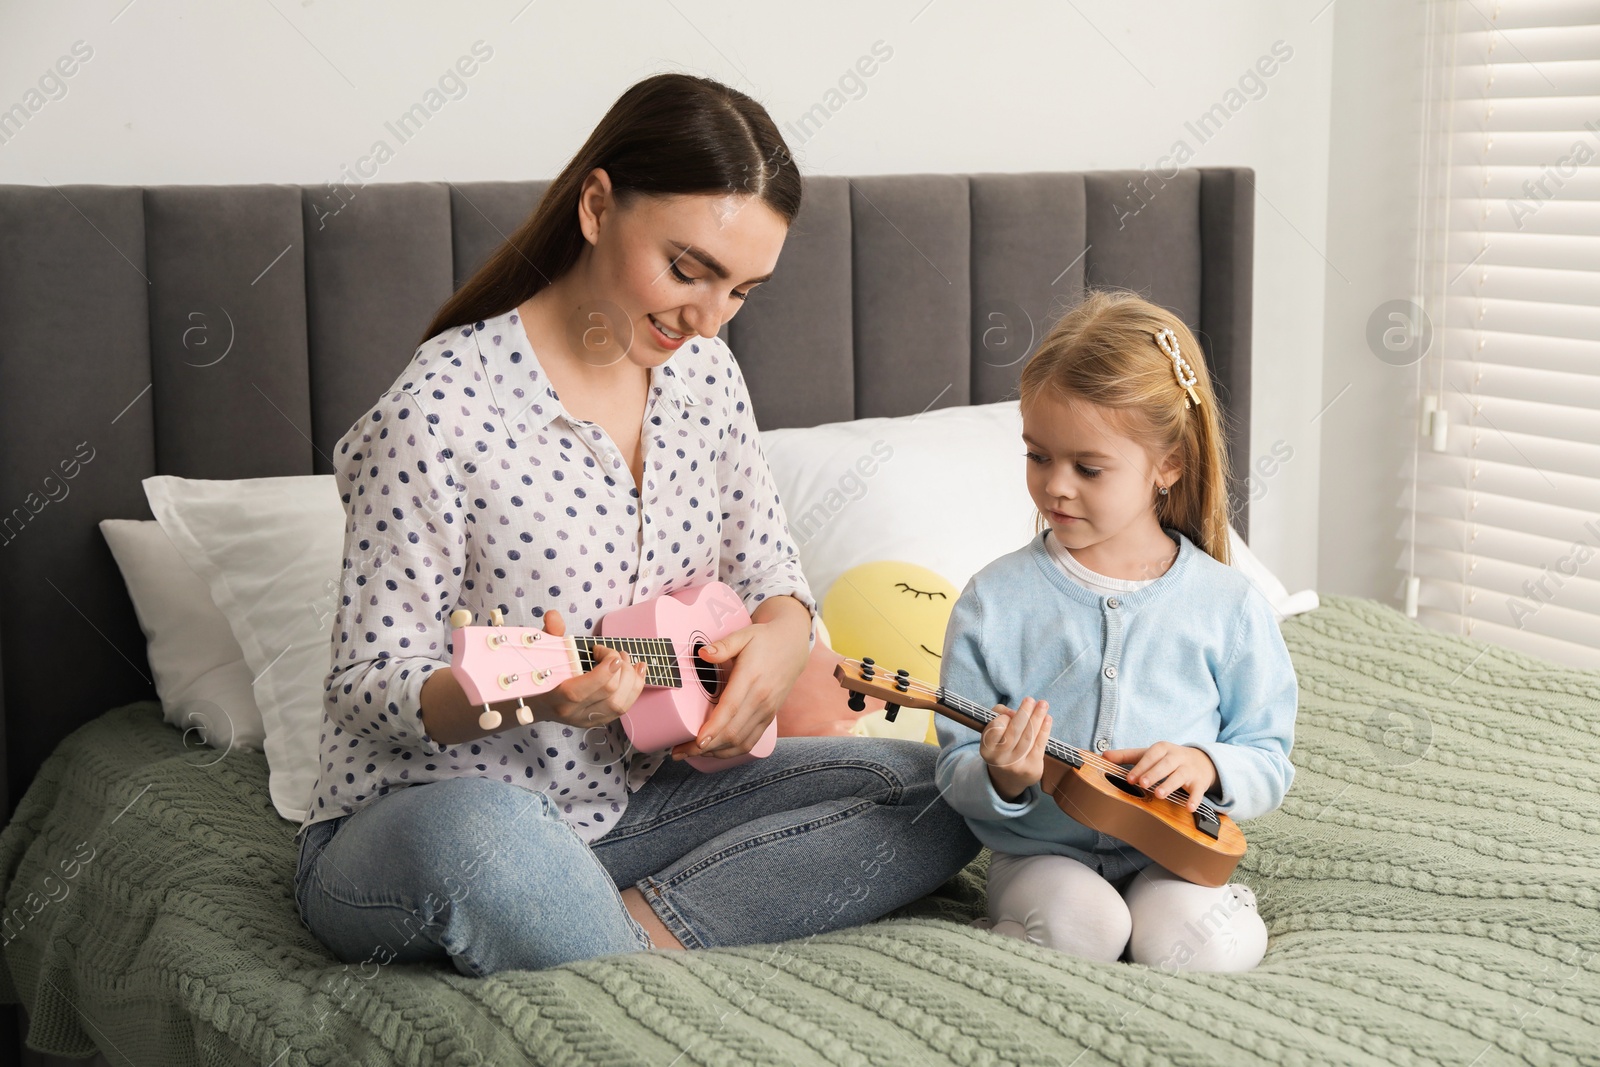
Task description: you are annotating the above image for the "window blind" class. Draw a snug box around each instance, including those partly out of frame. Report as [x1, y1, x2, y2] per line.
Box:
[1399, 0, 1600, 670]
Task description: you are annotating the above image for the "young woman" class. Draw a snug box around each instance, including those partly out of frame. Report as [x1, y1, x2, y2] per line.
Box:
[291, 72, 980, 976]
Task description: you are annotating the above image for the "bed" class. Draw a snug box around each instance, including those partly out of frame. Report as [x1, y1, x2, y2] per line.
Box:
[1, 171, 1594, 1066]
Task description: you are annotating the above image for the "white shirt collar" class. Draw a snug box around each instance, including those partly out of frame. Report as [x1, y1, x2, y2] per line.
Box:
[474, 308, 700, 440]
[1044, 531, 1159, 592]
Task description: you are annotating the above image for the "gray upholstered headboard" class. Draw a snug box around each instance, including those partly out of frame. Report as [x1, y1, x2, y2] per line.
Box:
[0, 168, 1253, 823]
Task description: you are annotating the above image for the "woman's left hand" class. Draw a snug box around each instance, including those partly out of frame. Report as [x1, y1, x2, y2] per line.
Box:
[671, 599, 811, 760]
[1101, 742, 1220, 812]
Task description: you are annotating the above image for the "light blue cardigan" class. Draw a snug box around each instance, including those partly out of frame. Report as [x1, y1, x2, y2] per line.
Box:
[933, 526, 1298, 878]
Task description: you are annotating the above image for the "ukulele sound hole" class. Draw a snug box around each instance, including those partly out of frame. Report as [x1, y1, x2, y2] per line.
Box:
[691, 640, 722, 699]
[1107, 774, 1147, 799]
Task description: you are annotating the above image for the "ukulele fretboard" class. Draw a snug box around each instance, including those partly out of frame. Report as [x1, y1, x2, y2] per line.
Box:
[937, 688, 1085, 769]
[936, 684, 1218, 823]
[574, 636, 682, 688]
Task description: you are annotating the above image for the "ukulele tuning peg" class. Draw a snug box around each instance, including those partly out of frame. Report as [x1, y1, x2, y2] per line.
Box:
[478, 704, 502, 731]
[449, 609, 473, 629]
[847, 691, 867, 713]
[884, 702, 900, 722]
[515, 697, 533, 726]
[489, 608, 505, 627]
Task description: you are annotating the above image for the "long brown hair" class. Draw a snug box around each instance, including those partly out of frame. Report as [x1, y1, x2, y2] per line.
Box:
[1019, 289, 1234, 565]
[418, 73, 802, 346]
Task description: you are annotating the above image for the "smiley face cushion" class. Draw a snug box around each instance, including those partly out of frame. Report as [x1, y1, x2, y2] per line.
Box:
[821, 561, 960, 745]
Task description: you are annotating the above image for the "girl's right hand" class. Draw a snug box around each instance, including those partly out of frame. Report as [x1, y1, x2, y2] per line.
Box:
[526, 608, 650, 729]
[981, 697, 1052, 803]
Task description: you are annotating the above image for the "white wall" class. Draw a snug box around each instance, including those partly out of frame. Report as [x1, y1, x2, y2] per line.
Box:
[0, 0, 1339, 593]
[1317, 0, 1431, 606]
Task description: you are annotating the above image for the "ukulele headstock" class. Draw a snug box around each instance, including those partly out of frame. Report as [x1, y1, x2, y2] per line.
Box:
[448, 608, 577, 711]
[832, 658, 940, 722]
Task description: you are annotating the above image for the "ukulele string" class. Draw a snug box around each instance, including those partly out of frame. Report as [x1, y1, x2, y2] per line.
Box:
[941, 687, 1219, 816]
[851, 662, 1114, 770]
[843, 658, 1219, 818]
[938, 684, 1216, 814]
[497, 632, 683, 685]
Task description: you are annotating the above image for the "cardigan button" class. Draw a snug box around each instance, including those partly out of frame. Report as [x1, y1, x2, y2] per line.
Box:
[1103, 664, 1117, 680]
[1106, 596, 1120, 609]
[1095, 738, 1111, 752]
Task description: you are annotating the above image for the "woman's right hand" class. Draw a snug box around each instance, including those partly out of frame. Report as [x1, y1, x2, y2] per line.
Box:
[526, 608, 650, 729]
[981, 696, 1052, 803]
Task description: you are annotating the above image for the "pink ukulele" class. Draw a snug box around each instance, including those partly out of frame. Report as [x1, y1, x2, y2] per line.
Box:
[447, 580, 776, 772]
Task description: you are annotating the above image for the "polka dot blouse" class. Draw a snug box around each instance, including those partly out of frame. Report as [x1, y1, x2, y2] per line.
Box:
[297, 306, 820, 844]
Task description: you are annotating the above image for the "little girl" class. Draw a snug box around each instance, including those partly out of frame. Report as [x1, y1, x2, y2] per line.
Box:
[935, 289, 1297, 973]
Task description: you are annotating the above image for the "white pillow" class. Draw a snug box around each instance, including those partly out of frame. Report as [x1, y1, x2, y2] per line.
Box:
[1225, 528, 1320, 622]
[761, 400, 1317, 620]
[144, 475, 345, 823]
[763, 402, 1039, 603]
[98, 519, 267, 753]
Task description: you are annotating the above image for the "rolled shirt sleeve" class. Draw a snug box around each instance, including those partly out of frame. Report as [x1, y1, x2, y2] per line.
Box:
[715, 345, 820, 651]
[324, 386, 466, 759]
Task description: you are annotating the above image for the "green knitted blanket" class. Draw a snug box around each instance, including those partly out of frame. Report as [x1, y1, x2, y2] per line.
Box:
[2, 594, 1596, 1066]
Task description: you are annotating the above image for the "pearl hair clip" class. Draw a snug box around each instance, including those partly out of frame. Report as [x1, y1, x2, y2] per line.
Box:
[1153, 328, 1202, 409]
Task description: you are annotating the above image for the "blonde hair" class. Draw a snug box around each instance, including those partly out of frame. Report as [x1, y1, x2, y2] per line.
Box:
[1018, 289, 1234, 565]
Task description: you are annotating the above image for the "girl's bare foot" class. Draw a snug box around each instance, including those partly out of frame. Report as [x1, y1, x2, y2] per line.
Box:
[621, 886, 685, 949]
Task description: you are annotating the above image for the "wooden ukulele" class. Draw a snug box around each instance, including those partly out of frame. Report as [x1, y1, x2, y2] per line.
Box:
[448, 581, 774, 772]
[834, 657, 1246, 886]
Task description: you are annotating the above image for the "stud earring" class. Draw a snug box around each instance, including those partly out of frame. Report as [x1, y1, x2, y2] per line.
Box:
[1158, 484, 1169, 496]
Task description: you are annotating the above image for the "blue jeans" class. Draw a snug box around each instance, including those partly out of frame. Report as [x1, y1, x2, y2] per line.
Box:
[293, 735, 981, 975]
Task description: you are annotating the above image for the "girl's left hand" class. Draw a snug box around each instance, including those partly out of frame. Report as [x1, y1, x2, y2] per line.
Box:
[1101, 742, 1220, 812]
[670, 617, 809, 761]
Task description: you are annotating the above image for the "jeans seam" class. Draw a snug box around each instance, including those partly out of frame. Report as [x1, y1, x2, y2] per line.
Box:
[637, 880, 705, 950]
[301, 822, 453, 918]
[572, 820, 655, 953]
[643, 799, 883, 902]
[438, 926, 489, 977]
[325, 894, 460, 969]
[526, 785, 651, 952]
[302, 856, 478, 971]
[637, 795, 880, 949]
[302, 853, 459, 936]
[606, 759, 904, 844]
[295, 821, 339, 919]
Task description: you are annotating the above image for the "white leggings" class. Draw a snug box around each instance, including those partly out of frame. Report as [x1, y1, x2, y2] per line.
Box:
[974, 851, 1268, 972]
